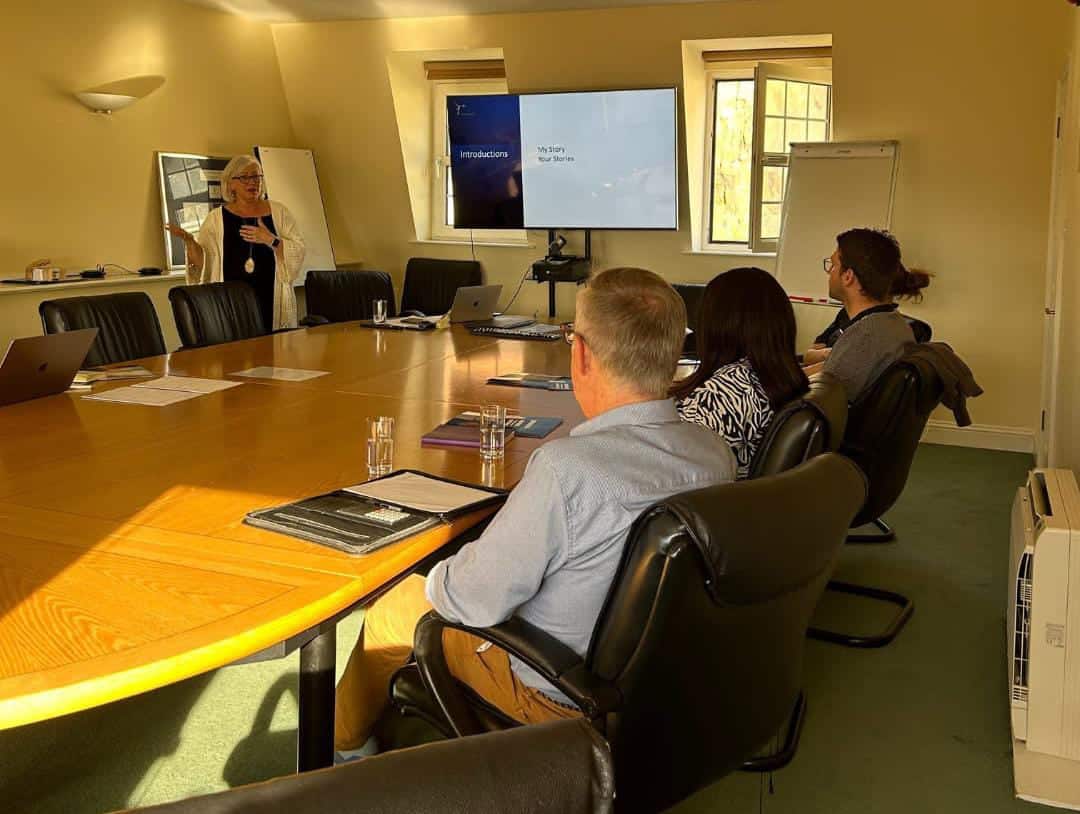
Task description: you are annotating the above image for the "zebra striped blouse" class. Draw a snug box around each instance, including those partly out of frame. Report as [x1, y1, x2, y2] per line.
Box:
[675, 358, 773, 479]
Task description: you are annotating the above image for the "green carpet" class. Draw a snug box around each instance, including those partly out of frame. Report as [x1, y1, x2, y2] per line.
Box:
[1, 444, 1042, 813]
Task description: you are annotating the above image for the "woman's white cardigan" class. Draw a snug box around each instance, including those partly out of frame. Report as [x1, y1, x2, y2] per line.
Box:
[187, 201, 306, 330]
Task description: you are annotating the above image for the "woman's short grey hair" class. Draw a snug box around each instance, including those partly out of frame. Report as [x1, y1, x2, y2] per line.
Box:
[220, 155, 263, 204]
[578, 267, 687, 398]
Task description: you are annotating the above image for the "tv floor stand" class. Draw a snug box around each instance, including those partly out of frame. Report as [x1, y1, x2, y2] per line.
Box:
[532, 229, 592, 319]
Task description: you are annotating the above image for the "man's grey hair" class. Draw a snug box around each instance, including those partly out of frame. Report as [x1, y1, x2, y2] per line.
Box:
[220, 155, 263, 204]
[577, 267, 686, 398]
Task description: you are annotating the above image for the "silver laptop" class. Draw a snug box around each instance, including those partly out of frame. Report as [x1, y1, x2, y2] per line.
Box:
[448, 285, 534, 329]
[0, 328, 99, 407]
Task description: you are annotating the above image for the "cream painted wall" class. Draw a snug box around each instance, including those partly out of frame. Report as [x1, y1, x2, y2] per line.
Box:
[0, 0, 296, 351]
[271, 0, 1070, 433]
[1050, 12, 1080, 473]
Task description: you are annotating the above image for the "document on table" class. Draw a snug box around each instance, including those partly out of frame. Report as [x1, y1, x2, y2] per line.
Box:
[132, 376, 242, 394]
[345, 472, 502, 516]
[230, 366, 330, 382]
[84, 385, 203, 407]
[83, 376, 241, 406]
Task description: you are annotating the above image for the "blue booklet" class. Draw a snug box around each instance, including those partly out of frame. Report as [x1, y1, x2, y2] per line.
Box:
[448, 411, 563, 439]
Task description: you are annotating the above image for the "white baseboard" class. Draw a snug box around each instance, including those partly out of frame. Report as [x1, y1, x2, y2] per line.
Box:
[920, 420, 1034, 454]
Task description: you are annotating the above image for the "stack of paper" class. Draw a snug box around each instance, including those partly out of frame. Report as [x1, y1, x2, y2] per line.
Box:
[83, 376, 241, 407]
[230, 366, 329, 382]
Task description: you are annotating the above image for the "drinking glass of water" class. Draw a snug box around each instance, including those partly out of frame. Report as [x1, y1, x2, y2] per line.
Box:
[373, 299, 388, 325]
[366, 415, 395, 477]
[480, 404, 507, 461]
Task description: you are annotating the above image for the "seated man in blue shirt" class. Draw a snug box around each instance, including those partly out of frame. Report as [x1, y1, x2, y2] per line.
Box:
[334, 267, 736, 753]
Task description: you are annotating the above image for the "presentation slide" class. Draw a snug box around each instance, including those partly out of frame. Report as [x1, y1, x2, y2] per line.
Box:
[519, 89, 677, 229]
[447, 88, 677, 230]
[447, 94, 524, 229]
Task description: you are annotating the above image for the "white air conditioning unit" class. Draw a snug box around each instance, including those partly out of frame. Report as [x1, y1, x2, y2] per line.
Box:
[1008, 468, 1080, 758]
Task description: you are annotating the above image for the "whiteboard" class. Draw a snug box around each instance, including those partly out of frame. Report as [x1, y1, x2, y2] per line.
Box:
[255, 146, 335, 286]
[775, 141, 899, 302]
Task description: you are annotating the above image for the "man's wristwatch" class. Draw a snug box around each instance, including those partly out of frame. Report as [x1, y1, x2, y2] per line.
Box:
[271, 236, 281, 248]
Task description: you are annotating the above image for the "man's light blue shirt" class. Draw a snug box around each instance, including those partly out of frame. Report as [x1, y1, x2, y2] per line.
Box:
[426, 398, 736, 704]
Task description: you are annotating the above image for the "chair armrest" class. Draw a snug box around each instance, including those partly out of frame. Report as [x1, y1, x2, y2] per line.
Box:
[300, 314, 330, 326]
[413, 612, 620, 735]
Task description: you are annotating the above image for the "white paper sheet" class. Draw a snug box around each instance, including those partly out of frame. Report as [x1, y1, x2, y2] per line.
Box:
[230, 366, 329, 382]
[84, 386, 202, 407]
[345, 472, 496, 515]
[133, 376, 242, 394]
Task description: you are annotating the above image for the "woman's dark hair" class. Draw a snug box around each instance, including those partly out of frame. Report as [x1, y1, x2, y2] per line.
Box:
[836, 228, 931, 302]
[671, 267, 808, 409]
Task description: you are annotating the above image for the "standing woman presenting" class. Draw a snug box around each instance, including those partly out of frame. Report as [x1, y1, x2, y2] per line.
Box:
[166, 155, 305, 330]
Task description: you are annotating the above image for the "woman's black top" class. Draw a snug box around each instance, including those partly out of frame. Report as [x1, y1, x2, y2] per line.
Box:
[221, 207, 277, 331]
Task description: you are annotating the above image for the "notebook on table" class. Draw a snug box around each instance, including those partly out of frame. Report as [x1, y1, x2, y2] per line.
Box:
[244, 470, 507, 556]
[447, 411, 563, 439]
[421, 423, 517, 450]
[487, 372, 573, 391]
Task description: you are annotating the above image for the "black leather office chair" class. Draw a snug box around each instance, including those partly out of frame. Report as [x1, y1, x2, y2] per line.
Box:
[748, 372, 848, 479]
[169, 282, 268, 350]
[672, 282, 705, 358]
[120, 720, 613, 814]
[302, 269, 396, 325]
[39, 292, 166, 368]
[808, 353, 945, 648]
[399, 258, 482, 316]
[390, 455, 866, 813]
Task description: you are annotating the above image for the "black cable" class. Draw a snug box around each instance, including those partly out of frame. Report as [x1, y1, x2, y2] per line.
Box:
[501, 265, 533, 313]
[470, 230, 476, 262]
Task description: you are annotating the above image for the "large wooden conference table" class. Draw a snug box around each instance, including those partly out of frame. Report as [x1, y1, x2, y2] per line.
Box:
[0, 323, 580, 771]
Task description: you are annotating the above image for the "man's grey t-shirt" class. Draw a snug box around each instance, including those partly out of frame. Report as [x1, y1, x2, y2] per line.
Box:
[823, 308, 914, 401]
[425, 399, 735, 705]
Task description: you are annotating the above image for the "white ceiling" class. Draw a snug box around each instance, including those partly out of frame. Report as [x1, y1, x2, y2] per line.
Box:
[184, 0, 728, 23]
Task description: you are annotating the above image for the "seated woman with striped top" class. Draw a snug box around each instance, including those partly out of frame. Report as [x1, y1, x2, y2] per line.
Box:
[672, 267, 809, 478]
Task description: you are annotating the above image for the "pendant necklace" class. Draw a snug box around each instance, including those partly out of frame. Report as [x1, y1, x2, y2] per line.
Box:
[244, 217, 256, 274]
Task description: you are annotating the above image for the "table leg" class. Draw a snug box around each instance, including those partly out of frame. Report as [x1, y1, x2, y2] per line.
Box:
[297, 624, 336, 772]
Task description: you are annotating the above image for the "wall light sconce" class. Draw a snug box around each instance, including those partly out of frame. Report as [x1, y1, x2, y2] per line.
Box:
[75, 92, 137, 115]
[73, 75, 165, 116]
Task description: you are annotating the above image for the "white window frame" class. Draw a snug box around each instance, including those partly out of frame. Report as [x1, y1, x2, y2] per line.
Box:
[430, 80, 527, 244]
[702, 61, 832, 254]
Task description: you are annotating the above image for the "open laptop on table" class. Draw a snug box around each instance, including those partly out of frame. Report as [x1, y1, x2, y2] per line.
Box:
[449, 285, 534, 330]
[0, 328, 98, 407]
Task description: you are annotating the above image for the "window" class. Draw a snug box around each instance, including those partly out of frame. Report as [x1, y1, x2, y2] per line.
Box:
[704, 61, 831, 253]
[430, 80, 527, 244]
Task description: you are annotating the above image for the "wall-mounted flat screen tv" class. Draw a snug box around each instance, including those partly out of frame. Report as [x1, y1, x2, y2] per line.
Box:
[447, 87, 678, 230]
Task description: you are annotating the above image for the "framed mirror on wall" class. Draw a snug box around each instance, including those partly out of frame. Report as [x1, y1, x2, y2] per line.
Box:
[157, 152, 230, 269]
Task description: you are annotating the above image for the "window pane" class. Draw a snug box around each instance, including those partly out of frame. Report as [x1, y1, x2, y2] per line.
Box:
[807, 120, 827, 142]
[809, 84, 829, 120]
[765, 80, 786, 116]
[785, 118, 807, 148]
[764, 117, 785, 153]
[760, 203, 782, 240]
[710, 79, 755, 244]
[762, 166, 786, 204]
[785, 81, 808, 118]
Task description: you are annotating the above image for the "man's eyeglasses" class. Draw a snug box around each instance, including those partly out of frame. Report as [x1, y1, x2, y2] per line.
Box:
[234, 174, 264, 185]
[823, 257, 835, 273]
[560, 323, 586, 346]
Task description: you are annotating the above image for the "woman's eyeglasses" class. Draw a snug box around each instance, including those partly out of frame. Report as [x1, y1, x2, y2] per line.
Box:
[234, 174, 264, 185]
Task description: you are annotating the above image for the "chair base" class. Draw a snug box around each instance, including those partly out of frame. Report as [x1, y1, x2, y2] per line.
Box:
[807, 580, 913, 648]
[846, 517, 895, 544]
[740, 691, 806, 772]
